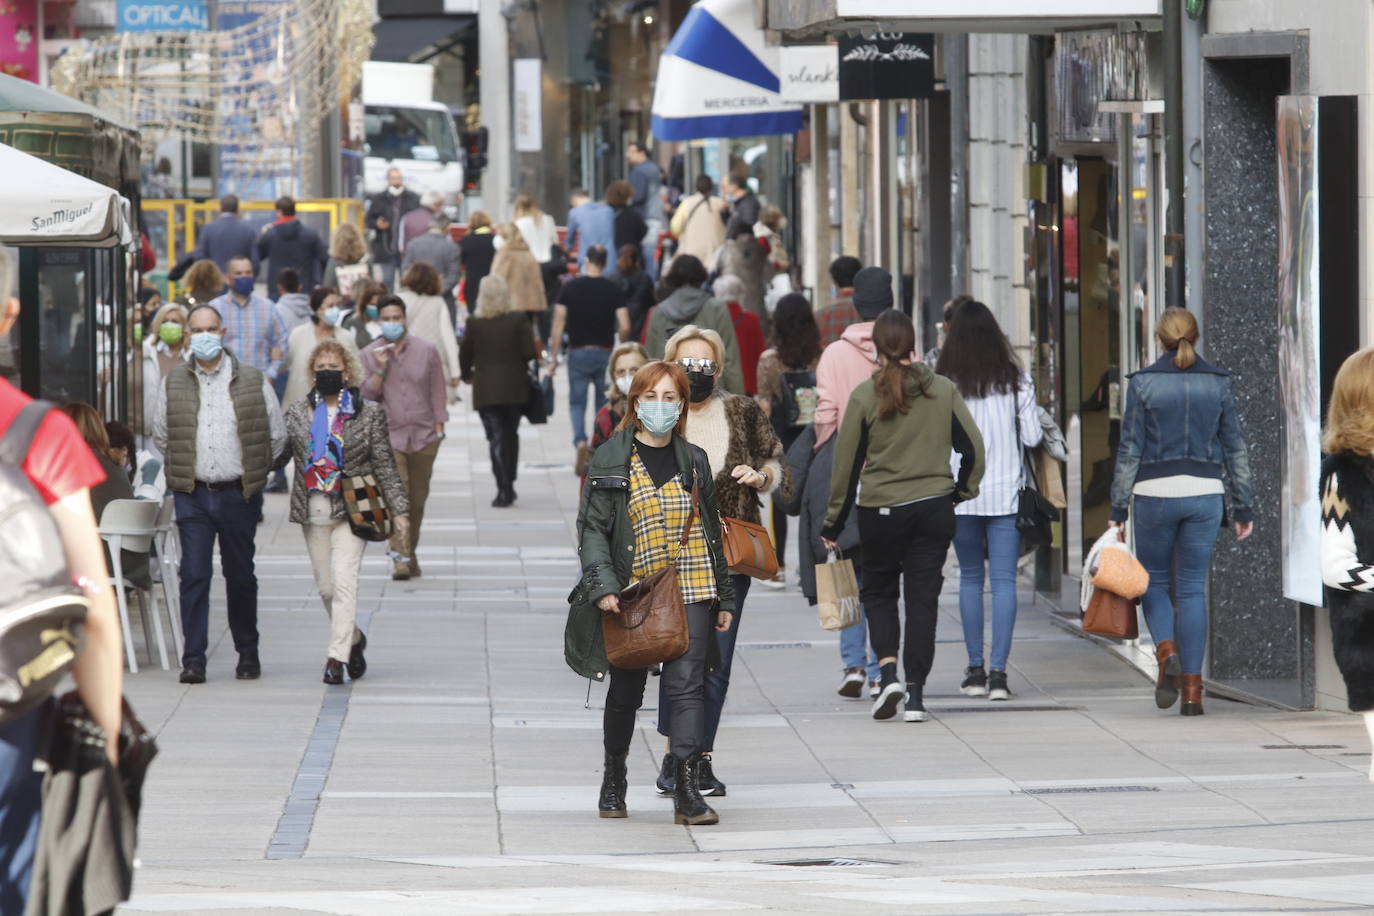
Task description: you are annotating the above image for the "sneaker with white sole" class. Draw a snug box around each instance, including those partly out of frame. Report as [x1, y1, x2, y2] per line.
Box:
[869, 680, 880, 699]
[837, 668, 865, 698]
[760, 569, 787, 590]
[872, 681, 904, 720]
[903, 685, 929, 722]
[960, 666, 988, 697]
[988, 670, 1010, 701]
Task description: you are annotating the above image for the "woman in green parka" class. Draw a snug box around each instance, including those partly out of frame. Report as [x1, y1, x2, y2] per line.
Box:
[565, 360, 735, 827]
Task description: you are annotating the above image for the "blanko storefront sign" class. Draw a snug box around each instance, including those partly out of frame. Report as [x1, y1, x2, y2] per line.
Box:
[779, 46, 839, 103]
[835, 0, 1161, 16]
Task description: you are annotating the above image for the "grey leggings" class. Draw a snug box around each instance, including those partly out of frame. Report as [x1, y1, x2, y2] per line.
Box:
[603, 600, 711, 760]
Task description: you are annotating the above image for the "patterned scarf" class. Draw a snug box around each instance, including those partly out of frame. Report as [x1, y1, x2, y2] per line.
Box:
[305, 389, 355, 494]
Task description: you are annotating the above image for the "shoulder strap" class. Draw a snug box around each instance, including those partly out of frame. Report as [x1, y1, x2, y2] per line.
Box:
[678, 482, 699, 548]
[0, 401, 53, 466]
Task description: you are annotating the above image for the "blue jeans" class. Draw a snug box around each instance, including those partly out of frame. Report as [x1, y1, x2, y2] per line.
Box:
[839, 564, 880, 681]
[1132, 494, 1224, 675]
[953, 514, 1021, 671]
[566, 348, 610, 446]
[175, 485, 264, 667]
[0, 707, 43, 913]
[658, 574, 751, 754]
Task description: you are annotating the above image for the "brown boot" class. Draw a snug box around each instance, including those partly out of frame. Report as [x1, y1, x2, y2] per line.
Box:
[1180, 674, 1204, 716]
[1154, 640, 1181, 709]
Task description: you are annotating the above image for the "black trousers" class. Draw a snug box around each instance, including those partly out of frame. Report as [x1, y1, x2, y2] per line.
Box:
[657, 574, 751, 753]
[859, 496, 955, 688]
[604, 600, 712, 760]
[478, 404, 522, 497]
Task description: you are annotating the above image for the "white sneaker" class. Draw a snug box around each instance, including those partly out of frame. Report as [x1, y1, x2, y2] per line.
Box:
[760, 570, 787, 590]
[872, 682, 904, 720]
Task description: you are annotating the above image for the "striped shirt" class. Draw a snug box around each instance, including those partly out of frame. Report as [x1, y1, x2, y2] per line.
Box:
[211, 292, 288, 381]
[952, 373, 1042, 517]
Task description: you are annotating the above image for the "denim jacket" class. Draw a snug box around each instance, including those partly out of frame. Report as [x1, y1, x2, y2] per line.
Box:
[1109, 352, 1253, 523]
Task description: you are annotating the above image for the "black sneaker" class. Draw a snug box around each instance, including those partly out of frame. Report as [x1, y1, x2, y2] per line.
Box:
[179, 662, 206, 684]
[235, 651, 261, 680]
[960, 666, 988, 697]
[697, 754, 727, 797]
[872, 680, 904, 720]
[837, 667, 866, 698]
[655, 752, 675, 795]
[988, 670, 1010, 701]
[903, 685, 929, 723]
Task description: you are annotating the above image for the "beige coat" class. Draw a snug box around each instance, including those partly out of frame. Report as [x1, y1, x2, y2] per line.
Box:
[283, 321, 359, 406]
[671, 193, 726, 264]
[491, 246, 547, 314]
[398, 289, 460, 380]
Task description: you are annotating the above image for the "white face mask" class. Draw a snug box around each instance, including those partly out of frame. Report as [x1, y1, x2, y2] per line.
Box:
[615, 376, 633, 396]
[387, 185, 403, 196]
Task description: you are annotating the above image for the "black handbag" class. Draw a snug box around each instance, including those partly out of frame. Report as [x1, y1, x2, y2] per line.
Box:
[524, 362, 549, 425]
[1013, 394, 1058, 554]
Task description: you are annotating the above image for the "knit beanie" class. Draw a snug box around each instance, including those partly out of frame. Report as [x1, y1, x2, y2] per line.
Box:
[852, 266, 893, 320]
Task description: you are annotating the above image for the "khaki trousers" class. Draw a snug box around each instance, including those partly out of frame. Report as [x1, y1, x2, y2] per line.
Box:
[389, 439, 440, 562]
[302, 517, 367, 661]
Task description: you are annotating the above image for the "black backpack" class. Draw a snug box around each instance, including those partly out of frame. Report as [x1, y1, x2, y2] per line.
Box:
[777, 368, 819, 430]
[0, 401, 89, 725]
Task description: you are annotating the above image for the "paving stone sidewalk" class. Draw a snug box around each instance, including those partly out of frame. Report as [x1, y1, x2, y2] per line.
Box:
[117, 395, 1374, 915]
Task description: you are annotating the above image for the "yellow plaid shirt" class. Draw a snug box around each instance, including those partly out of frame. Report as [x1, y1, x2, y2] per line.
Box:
[628, 451, 717, 605]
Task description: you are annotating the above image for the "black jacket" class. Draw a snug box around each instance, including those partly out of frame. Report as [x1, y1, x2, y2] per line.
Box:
[614, 206, 647, 253]
[1320, 451, 1374, 712]
[458, 231, 497, 306]
[257, 219, 327, 298]
[366, 188, 422, 263]
[459, 311, 537, 409]
[725, 191, 760, 239]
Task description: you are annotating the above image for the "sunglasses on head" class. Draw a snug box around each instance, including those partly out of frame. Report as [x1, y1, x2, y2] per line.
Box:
[677, 357, 717, 377]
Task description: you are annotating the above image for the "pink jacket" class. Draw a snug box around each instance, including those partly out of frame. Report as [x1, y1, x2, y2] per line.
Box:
[814, 321, 878, 448]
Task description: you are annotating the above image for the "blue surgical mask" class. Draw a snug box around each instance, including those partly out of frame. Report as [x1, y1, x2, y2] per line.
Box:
[637, 400, 681, 437]
[380, 321, 405, 342]
[231, 276, 255, 296]
[190, 331, 223, 361]
[323, 306, 342, 327]
[365, 305, 380, 320]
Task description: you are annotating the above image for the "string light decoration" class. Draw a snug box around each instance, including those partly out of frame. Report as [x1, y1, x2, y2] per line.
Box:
[51, 0, 374, 195]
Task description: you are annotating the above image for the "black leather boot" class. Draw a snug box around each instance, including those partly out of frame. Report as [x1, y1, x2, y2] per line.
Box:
[673, 755, 719, 826]
[598, 752, 628, 818]
[655, 752, 675, 795]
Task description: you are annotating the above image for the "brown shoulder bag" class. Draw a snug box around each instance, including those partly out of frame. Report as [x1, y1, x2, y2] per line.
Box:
[602, 483, 699, 669]
[720, 515, 780, 579]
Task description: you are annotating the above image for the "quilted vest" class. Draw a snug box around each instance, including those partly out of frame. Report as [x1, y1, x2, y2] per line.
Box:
[164, 355, 273, 498]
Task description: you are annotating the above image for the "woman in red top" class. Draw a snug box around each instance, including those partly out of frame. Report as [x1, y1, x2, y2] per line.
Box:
[712, 275, 764, 396]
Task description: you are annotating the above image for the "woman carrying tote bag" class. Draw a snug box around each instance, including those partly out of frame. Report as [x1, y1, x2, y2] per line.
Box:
[935, 300, 1043, 702]
[284, 339, 410, 685]
[566, 360, 735, 826]
[1108, 307, 1254, 716]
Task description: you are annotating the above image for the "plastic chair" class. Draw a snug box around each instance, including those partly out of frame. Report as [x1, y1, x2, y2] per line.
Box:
[151, 494, 184, 662]
[98, 499, 168, 673]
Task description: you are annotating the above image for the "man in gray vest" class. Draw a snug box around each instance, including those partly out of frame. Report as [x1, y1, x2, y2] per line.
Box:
[154, 304, 287, 684]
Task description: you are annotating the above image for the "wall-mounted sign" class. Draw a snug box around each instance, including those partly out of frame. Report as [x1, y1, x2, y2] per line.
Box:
[0, 0, 39, 82]
[117, 0, 209, 32]
[779, 45, 839, 104]
[835, 0, 1160, 16]
[838, 33, 933, 101]
[513, 58, 543, 153]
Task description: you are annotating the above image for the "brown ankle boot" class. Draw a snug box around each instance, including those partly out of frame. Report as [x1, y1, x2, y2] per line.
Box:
[1155, 640, 1181, 709]
[1180, 674, 1204, 716]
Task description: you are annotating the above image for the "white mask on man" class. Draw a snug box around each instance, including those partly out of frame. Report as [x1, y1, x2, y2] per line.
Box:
[387, 185, 403, 196]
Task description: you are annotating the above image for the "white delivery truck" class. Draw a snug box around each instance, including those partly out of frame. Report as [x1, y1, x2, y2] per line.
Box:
[362, 61, 464, 201]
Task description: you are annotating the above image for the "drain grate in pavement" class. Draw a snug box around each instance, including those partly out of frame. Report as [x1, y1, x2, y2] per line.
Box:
[737, 641, 821, 650]
[764, 857, 899, 867]
[1022, 785, 1159, 795]
[1261, 744, 1346, 750]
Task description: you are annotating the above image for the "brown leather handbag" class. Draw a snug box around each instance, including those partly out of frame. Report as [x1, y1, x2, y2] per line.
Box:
[1082, 586, 1139, 640]
[720, 516, 779, 579]
[602, 485, 698, 669]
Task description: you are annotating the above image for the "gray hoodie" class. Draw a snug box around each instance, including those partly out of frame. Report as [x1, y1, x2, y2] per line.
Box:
[275, 293, 313, 333]
[644, 287, 745, 395]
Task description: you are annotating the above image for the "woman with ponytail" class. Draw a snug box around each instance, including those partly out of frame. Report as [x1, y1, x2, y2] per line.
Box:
[1109, 307, 1254, 717]
[822, 310, 985, 723]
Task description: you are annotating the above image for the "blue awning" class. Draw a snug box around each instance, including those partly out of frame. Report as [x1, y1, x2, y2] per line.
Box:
[650, 0, 802, 141]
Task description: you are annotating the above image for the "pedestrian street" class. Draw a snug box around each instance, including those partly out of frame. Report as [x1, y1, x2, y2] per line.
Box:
[117, 394, 1374, 915]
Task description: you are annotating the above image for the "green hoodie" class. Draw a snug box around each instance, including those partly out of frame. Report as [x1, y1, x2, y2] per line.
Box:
[822, 365, 985, 538]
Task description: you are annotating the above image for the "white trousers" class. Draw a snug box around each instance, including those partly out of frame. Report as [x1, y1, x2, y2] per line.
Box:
[302, 504, 367, 661]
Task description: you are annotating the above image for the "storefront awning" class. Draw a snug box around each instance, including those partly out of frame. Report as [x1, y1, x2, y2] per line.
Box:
[651, 0, 802, 141]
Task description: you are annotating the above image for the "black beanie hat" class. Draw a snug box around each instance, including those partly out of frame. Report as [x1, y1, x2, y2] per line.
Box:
[852, 266, 893, 320]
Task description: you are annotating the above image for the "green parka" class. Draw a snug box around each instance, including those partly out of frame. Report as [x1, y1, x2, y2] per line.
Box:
[564, 426, 737, 682]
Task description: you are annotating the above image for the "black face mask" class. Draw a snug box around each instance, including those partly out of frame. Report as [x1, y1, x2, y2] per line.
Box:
[687, 370, 715, 403]
[314, 369, 344, 396]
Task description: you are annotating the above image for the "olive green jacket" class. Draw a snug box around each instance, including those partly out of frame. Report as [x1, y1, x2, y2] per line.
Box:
[564, 427, 736, 682]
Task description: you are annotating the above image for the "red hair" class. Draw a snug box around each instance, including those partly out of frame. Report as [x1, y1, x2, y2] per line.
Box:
[618, 361, 690, 438]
